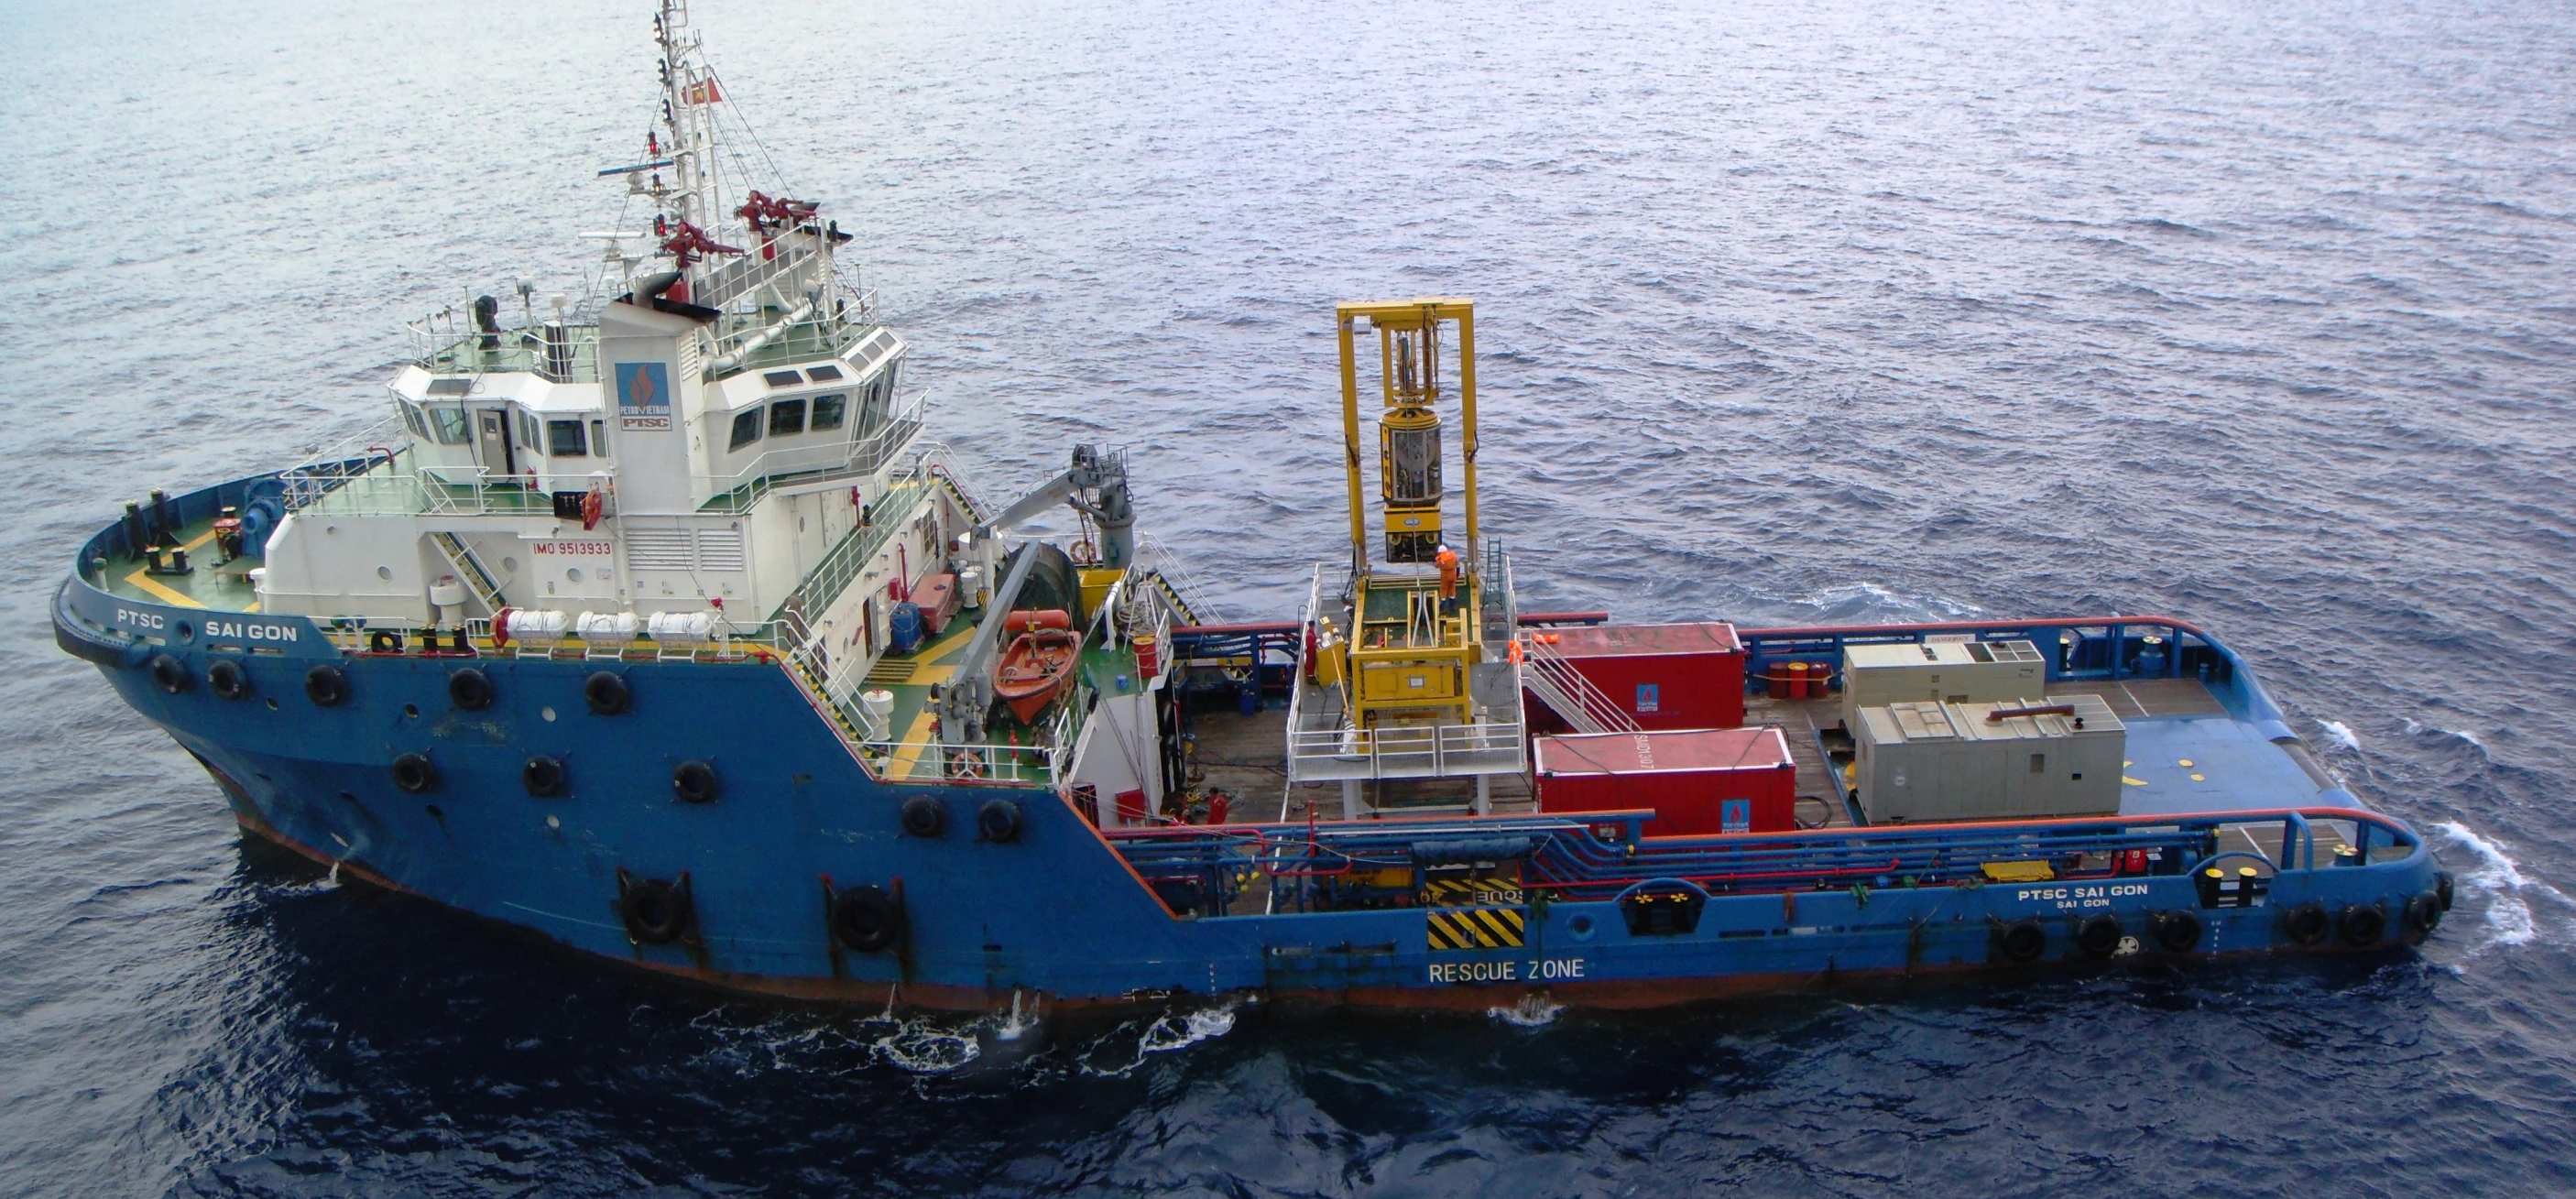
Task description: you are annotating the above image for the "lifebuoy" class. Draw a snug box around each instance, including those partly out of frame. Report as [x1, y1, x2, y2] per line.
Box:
[672, 759, 719, 804]
[2405, 891, 2442, 935]
[304, 664, 348, 707]
[2283, 901, 2330, 946]
[392, 752, 438, 794]
[581, 487, 604, 531]
[367, 629, 404, 654]
[2077, 913, 2124, 958]
[2152, 909, 2203, 954]
[831, 885, 902, 953]
[490, 609, 514, 648]
[2000, 919, 2046, 963]
[2338, 903, 2385, 947]
[977, 799, 1022, 844]
[619, 877, 690, 945]
[584, 670, 629, 715]
[900, 795, 946, 838]
[949, 748, 987, 779]
[448, 667, 494, 711]
[523, 754, 569, 798]
[208, 659, 250, 700]
[149, 653, 191, 695]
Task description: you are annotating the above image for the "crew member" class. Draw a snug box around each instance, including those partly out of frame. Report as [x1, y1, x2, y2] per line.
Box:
[1435, 543, 1460, 614]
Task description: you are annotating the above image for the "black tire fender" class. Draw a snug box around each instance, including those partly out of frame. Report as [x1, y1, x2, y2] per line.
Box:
[672, 759, 719, 804]
[2339, 903, 2386, 947]
[2077, 913, 2124, 958]
[149, 653, 191, 695]
[208, 659, 250, 700]
[901, 795, 946, 838]
[977, 799, 1022, 844]
[584, 670, 629, 715]
[2153, 909, 2204, 954]
[831, 885, 902, 954]
[2284, 901, 2331, 946]
[304, 664, 348, 707]
[2406, 890, 2443, 935]
[619, 878, 690, 945]
[448, 667, 495, 711]
[392, 752, 438, 794]
[2000, 919, 2046, 964]
[523, 754, 569, 798]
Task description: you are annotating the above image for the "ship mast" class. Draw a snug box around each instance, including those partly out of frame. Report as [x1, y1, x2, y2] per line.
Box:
[653, 0, 722, 237]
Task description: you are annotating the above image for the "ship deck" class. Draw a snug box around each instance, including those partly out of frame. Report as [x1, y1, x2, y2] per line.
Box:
[88, 513, 264, 613]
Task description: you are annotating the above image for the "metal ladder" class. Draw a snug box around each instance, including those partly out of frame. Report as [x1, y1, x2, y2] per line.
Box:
[1519, 635, 1641, 736]
[429, 531, 507, 616]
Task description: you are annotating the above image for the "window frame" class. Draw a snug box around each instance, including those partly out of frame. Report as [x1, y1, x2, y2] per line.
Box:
[770, 398, 807, 437]
[809, 392, 847, 431]
[547, 418, 589, 457]
[728, 409, 764, 451]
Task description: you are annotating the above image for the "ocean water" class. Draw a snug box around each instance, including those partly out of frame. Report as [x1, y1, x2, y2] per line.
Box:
[5, 0, 2575, 1194]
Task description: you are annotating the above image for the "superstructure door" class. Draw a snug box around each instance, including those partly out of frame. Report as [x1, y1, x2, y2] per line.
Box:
[475, 409, 518, 476]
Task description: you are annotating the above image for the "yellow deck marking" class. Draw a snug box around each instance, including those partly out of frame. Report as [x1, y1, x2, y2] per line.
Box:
[245, 602, 260, 613]
[2178, 758, 2195, 767]
[2123, 776, 2149, 786]
[884, 709, 941, 778]
[123, 571, 203, 608]
[2189, 773, 2207, 781]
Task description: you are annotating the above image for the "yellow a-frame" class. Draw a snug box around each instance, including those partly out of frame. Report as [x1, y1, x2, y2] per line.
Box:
[1329, 298, 1481, 731]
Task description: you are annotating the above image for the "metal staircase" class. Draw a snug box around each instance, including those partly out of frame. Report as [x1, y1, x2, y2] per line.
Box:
[429, 531, 507, 616]
[1519, 635, 1640, 736]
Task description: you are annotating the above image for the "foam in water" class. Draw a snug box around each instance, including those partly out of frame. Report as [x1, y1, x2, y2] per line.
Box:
[1139, 1002, 1237, 1054]
[2433, 822, 2576, 952]
[1489, 993, 1566, 1028]
[2319, 720, 2362, 752]
[2406, 718, 2488, 752]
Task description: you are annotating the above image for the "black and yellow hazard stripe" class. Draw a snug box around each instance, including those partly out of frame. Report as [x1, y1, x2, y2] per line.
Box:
[1426, 906, 1527, 951]
[1420, 877, 1526, 907]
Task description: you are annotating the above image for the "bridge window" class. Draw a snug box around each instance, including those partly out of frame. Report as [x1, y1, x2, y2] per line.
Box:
[548, 419, 588, 456]
[729, 409, 762, 450]
[398, 401, 429, 440]
[518, 411, 540, 451]
[427, 404, 471, 444]
[810, 393, 846, 431]
[770, 398, 806, 436]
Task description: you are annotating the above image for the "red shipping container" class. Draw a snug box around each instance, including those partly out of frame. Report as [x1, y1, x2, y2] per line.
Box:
[1534, 726, 1796, 835]
[1539, 622, 1745, 730]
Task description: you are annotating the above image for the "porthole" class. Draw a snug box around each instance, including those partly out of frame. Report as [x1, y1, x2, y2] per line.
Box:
[566, 567, 584, 583]
[377, 565, 394, 581]
[501, 556, 519, 573]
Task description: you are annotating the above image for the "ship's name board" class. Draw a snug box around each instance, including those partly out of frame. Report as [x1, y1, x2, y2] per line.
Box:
[531, 540, 614, 556]
[2016, 882, 2151, 910]
[115, 607, 299, 642]
[1428, 956, 1588, 985]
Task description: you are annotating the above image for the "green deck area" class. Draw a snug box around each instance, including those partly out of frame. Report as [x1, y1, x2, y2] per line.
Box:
[91, 515, 265, 613]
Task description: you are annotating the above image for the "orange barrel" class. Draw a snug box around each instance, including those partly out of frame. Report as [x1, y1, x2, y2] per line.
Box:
[1132, 633, 1160, 677]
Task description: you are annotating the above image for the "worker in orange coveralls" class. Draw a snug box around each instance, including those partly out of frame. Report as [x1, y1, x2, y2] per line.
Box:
[1435, 543, 1460, 615]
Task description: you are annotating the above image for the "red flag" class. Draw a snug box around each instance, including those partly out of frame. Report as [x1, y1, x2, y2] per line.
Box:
[682, 78, 723, 105]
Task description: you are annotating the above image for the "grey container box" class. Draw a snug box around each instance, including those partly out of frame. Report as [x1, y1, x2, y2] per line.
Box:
[1853, 693, 2126, 823]
[1839, 639, 2047, 731]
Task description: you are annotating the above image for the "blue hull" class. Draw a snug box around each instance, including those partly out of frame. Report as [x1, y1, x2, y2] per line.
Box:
[57, 478, 2450, 1012]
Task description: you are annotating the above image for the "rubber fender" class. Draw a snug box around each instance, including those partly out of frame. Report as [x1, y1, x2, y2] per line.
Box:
[303, 664, 348, 707]
[149, 653, 191, 695]
[2338, 903, 2386, 947]
[584, 670, 629, 715]
[523, 754, 569, 798]
[448, 667, 495, 711]
[2436, 873, 2455, 911]
[2152, 909, 2203, 954]
[208, 659, 251, 700]
[2000, 919, 2047, 964]
[619, 877, 690, 945]
[2077, 913, 2124, 958]
[672, 759, 719, 804]
[366, 629, 404, 654]
[977, 799, 1022, 844]
[392, 752, 438, 794]
[2283, 902, 2330, 946]
[831, 885, 902, 954]
[900, 796, 946, 838]
[2406, 891, 2443, 935]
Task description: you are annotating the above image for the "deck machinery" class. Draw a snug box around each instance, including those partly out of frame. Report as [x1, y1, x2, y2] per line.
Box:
[1293, 300, 1527, 815]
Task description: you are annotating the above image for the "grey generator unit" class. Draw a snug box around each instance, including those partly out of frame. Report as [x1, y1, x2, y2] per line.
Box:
[1852, 694, 2126, 823]
[1840, 638, 2047, 730]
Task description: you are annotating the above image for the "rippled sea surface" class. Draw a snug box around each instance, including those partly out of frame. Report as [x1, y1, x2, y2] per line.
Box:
[6, 0, 2576, 1194]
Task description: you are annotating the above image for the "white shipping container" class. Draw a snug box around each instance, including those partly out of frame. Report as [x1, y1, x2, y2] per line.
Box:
[1840, 638, 2048, 730]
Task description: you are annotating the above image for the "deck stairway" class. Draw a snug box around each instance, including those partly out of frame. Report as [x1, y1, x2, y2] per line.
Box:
[429, 531, 507, 616]
[1519, 634, 1640, 736]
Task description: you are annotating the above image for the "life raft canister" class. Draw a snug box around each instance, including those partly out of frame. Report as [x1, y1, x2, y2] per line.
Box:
[304, 664, 349, 707]
[584, 670, 630, 715]
[208, 659, 251, 700]
[831, 885, 903, 954]
[523, 754, 570, 798]
[672, 759, 719, 804]
[448, 667, 495, 711]
[618, 877, 691, 945]
[392, 752, 439, 794]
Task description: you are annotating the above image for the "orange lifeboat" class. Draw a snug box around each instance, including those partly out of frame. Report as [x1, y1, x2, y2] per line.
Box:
[993, 609, 1080, 723]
